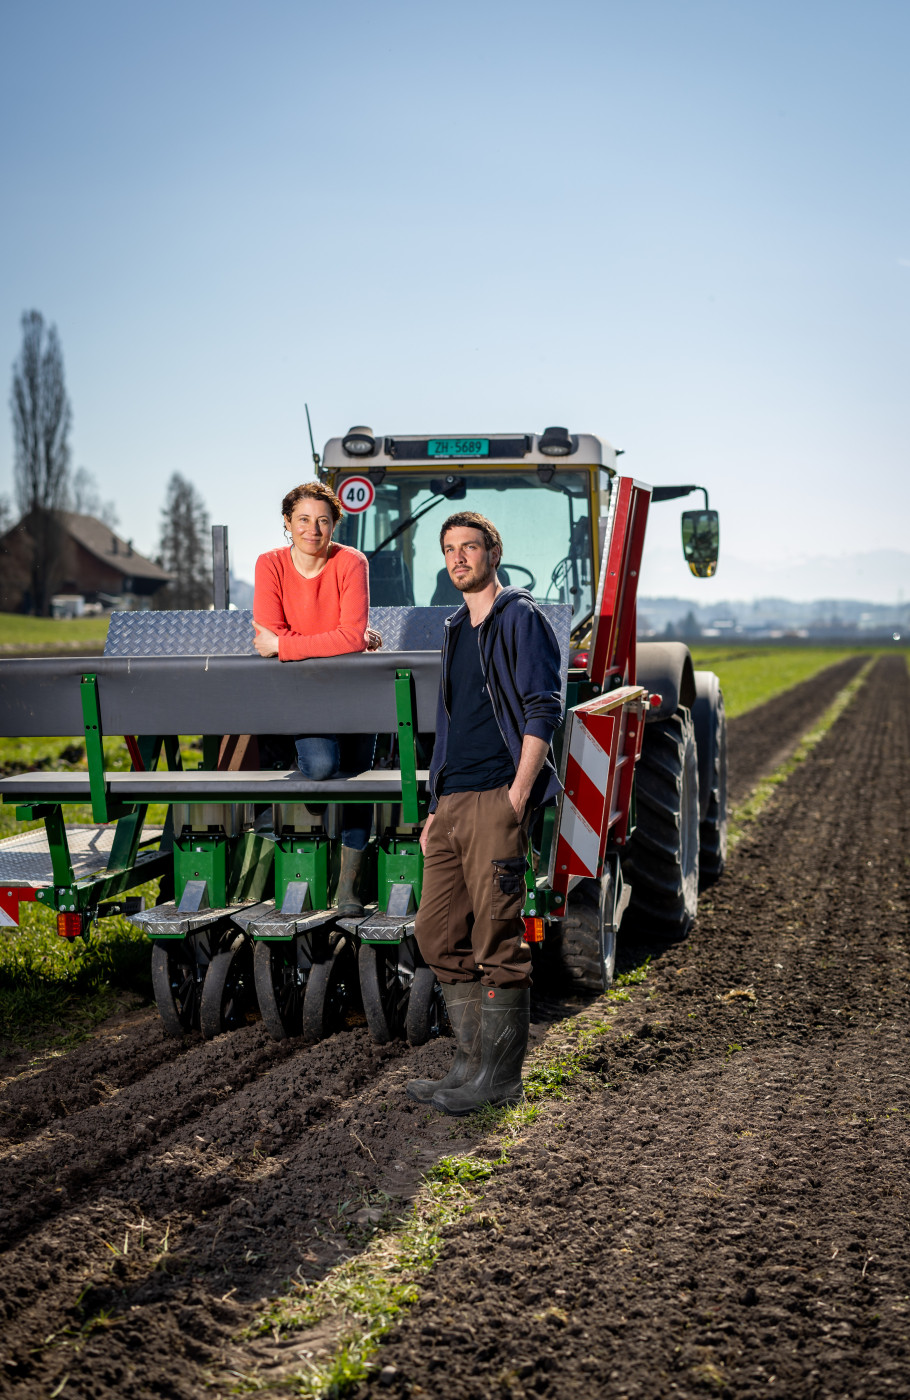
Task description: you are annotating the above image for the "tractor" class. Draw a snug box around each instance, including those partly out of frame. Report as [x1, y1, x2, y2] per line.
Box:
[0, 426, 724, 1040]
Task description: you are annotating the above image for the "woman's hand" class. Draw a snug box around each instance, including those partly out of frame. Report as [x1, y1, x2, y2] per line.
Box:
[253, 622, 280, 658]
[365, 628, 383, 651]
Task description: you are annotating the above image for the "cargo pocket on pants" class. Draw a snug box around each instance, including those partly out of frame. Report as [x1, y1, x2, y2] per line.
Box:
[491, 857, 527, 921]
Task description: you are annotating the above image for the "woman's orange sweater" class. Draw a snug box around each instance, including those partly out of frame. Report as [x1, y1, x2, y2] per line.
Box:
[253, 543, 369, 662]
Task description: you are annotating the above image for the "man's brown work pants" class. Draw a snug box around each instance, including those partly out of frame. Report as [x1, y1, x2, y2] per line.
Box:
[414, 785, 532, 989]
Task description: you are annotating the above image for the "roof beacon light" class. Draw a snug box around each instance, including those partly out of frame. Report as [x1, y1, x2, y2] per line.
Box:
[539, 426, 574, 457]
[342, 426, 377, 457]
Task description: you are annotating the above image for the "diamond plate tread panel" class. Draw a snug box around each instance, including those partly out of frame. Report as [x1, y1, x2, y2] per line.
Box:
[103, 603, 572, 682]
[105, 610, 258, 656]
[0, 825, 163, 886]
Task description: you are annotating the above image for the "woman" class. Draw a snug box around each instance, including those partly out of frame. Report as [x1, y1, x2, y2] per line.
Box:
[254, 480, 377, 915]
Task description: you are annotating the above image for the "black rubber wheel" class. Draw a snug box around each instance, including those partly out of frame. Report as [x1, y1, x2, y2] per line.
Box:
[200, 933, 256, 1039]
[151, 938, 205, 1036]
[359, 942, 409, 1045]
[623, 707, 700, 939]
[254, 938, 308, 1041]
[698, 687, 728, 887]
[302, 936, 355, 1041]
[405, 965, 448, 1046]
[551, 865, 618, 993]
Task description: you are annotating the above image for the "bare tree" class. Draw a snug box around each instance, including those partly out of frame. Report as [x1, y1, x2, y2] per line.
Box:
[157, 473, 212, 609]
[0, 496, 12, 536]
[9, 311, 73, 614]
[70, 466, 119, 528]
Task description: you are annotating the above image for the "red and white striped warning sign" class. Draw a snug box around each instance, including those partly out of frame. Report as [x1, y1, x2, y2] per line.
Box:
[547, 687, 647, 911]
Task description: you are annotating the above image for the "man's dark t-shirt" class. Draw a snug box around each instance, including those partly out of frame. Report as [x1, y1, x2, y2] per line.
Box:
[440, 621, 515, 795]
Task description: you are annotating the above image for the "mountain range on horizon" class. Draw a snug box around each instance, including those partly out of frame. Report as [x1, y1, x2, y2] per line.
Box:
[637, 548, 909, 606]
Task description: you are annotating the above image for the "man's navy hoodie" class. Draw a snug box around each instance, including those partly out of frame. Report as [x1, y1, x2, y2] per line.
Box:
[427, 587, 564, 814]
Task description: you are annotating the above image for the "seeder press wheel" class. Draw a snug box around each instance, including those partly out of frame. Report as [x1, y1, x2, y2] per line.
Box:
[302, 933, 357, 1041]
[151, 938, 207, 1037]
[253, 938, 309, 1040]
[359, 939, 446, 1047]
[553, 865, 618, 994]
[199, 932, 256, 1039]
[152, 927, 257, 1039]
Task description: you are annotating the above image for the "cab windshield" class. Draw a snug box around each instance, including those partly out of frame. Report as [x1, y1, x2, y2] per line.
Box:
[334, 471, 595, 624]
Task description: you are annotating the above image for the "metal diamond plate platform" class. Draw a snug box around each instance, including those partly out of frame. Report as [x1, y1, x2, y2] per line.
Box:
[103, 604, 572, 688]
[105, 610, 257, 656]
[0, 824, 163, 887]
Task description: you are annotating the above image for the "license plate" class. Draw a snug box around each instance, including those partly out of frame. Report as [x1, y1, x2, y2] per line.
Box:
[427, 438, 489, 458]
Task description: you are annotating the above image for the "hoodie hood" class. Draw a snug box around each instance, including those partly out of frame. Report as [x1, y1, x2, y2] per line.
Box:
[445, 586, 536, 631]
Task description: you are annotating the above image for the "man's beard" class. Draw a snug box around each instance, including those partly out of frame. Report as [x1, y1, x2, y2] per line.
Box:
[452, 561, 494, 593]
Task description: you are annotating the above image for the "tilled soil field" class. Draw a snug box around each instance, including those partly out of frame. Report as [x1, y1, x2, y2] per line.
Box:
[0, 655, 907, 1399]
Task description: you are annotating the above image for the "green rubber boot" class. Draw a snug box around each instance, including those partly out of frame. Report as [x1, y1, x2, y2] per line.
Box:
[431, 986, 530, 1117]
[406, 981, 482, 1105]
[335, 845, 365, 917]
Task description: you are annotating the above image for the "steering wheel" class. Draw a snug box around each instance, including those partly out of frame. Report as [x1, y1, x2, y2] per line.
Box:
[500, 562, 536, 591]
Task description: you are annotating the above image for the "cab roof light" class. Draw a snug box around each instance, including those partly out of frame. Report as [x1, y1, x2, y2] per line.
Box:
[342, 426, 377, 457]
[539, 426, 576, 457]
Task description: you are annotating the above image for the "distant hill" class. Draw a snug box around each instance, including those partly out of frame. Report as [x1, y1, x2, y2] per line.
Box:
[638, 548, 910, 606]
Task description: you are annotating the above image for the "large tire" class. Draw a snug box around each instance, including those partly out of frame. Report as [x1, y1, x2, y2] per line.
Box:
[550, 866, 618, 994]
[624, 707, 699, 939]
[697, 686, 728, 887]
[199, 933, 256, 1039]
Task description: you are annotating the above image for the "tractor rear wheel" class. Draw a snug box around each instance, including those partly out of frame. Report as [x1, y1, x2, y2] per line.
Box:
[623, 707, 699, 939]
[551, 866, 618, 993]
[151, 938, 206, 1036]
[405, 965, 448, 1046]
[697, 687, 728, 886]
[302, 935, 355, 1041]
[200, 933, 256, 1039]
[254, 938, 309, 1040]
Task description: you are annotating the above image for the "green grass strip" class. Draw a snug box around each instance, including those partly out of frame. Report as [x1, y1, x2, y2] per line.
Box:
[0, 611, 110, 650]
[727, 656, 875, 848]
[688, 645, 871, 719]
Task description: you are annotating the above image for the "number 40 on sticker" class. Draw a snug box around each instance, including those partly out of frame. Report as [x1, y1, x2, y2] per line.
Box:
[338, 476, 375, 513]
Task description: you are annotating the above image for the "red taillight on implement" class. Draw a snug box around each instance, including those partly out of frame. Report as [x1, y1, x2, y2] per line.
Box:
[570, 650, 589, 669]
[57, 911, 84, 939]
[523, 916, 546, 944]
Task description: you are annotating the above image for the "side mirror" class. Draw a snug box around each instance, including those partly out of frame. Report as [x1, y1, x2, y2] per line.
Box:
[681, 509, 719, 578]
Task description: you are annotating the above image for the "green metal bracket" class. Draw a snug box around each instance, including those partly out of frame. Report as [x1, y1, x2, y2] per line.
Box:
[274, 836, 329, 911]
[105, 735, 162, 876]
[229, 832, 275, 903]
[201, 735, 221, 769]
[80, 673, 109, 822]
[395, 668, 420, 824]
[174, 832, 230, 908]
[163, 735, 183, 771]
[377, 836, 423, 910]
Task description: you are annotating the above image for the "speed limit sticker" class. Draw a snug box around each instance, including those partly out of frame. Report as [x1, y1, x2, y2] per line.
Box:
[338, 476, 375, 513]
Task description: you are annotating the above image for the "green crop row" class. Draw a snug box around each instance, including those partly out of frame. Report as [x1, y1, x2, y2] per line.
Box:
[688, 644, 874, 718]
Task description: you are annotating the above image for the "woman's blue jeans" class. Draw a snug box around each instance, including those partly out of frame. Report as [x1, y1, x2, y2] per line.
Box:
[294, 733, 375, 851]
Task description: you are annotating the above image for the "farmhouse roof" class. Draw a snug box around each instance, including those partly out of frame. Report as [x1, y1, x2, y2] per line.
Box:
[57, 512, 172, 582]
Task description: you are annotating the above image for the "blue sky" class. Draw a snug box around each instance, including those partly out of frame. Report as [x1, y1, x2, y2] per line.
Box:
[1, 0, 907, 601]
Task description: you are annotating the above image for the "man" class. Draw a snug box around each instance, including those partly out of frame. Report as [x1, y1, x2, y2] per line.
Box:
[408, 511, 564, 1116]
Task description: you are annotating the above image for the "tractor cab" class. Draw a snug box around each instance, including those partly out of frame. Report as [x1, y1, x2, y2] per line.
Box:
[323, 428, 719, 638]
[323, 430, 616, 631]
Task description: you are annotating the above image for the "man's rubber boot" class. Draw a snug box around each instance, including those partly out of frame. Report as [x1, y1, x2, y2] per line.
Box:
[406, 982, 482, 1105]
[335, 845, 365, 917]
[431, 986, 530, 1117]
